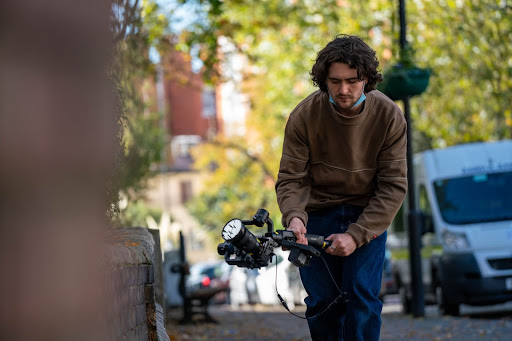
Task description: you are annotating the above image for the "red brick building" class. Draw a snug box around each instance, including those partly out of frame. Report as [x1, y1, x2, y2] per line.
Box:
[160, 50, 219, 171]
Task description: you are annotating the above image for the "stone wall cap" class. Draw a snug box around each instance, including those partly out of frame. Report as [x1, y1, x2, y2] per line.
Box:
[104, 227, 155, 267]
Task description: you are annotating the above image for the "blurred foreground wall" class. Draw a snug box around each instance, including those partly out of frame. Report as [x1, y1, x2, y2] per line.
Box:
[0, 1, 115, 340]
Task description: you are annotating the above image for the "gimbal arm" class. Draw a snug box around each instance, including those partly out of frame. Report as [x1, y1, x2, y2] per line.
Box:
[241, 208, 274, 234]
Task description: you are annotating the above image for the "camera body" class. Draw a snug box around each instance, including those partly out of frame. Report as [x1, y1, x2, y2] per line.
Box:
[217, 209, 331, 269]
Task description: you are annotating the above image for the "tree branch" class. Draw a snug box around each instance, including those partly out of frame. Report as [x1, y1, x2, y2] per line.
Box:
[112, 0, 140, 44]
[211, 140, 276, 183]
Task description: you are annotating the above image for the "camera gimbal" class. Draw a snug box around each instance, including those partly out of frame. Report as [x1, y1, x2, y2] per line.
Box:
[217, 209, 332, 268]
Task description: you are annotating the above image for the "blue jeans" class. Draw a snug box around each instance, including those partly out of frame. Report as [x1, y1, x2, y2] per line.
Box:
[299, 204, 386, 341]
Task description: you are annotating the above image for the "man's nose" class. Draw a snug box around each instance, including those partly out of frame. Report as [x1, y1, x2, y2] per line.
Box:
[339, 83, 349, 94]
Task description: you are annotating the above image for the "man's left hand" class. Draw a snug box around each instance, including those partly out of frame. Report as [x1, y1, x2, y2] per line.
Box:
[325, 233, 357, 257]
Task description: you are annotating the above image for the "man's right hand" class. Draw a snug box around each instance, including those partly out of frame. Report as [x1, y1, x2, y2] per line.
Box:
[286, 217, 308, 246]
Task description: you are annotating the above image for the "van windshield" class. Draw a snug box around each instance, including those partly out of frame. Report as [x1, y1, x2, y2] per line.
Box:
[433, 170, 512, 225]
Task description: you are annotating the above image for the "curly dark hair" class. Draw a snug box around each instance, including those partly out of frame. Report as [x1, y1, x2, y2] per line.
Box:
[310, 34, 383, 93]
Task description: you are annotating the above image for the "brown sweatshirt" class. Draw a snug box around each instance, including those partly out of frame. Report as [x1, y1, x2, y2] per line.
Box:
[275, 89, 407, 247]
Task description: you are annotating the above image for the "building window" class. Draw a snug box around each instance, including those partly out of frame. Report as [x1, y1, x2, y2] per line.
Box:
[171, 135, 201, 159]
[180, 180, 192, 204]
[202, 89, 216, 118]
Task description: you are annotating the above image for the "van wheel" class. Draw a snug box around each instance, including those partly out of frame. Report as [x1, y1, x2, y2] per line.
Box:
[399, 287, 411, 314]
[436, 286, 459, 316]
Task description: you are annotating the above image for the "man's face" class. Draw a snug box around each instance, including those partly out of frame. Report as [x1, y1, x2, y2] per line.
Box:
[326, 62, 366, 110]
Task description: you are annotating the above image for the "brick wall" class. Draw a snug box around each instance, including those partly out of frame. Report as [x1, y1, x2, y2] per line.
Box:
[105, 227, 170, 341]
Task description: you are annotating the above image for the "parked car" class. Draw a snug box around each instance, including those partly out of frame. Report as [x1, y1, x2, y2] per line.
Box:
[254, 250, 301, 308]
[228, 266, 260, 307]
[227, 248, 307, 308]
[186, 260, 230, 304]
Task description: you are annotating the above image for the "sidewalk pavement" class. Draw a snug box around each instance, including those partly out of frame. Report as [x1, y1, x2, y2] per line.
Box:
[166, 299, 512, 341]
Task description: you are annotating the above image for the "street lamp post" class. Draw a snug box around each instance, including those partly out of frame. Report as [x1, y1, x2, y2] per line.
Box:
[399, 0, 425, 318]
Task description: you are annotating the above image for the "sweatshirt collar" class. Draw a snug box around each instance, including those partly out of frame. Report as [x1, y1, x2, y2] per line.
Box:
[325, 91, 374, 125]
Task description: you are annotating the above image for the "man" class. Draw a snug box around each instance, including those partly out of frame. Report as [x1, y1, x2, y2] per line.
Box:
[275, 34, 407, 340]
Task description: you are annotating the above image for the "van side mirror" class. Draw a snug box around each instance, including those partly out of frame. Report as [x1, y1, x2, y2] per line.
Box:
[420, 211, 434, 235]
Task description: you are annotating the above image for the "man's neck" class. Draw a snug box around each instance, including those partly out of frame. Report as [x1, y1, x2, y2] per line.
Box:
[334, 101, 365, 117]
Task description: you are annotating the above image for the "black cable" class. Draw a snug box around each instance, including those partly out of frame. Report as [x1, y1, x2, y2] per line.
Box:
[273, 254, 347, 320]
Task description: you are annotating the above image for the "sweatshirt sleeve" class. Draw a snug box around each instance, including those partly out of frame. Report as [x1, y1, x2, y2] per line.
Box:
[346, 114, 408, 247]
[275, 114, 311, 227]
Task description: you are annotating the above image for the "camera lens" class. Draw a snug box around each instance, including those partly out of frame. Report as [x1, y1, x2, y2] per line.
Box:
[234, 226, 261, 255]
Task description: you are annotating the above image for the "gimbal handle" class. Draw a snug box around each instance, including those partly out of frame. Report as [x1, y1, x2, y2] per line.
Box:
[241, 209, 332, 249]
[271, 230, 332, 250]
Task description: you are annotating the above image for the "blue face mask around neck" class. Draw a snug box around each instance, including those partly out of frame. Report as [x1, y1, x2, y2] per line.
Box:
[351, 92, 366, 108]
[329, 84, 366, 108]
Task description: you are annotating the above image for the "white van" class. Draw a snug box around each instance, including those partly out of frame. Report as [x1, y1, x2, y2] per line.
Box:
[396, 140, 512, 315]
